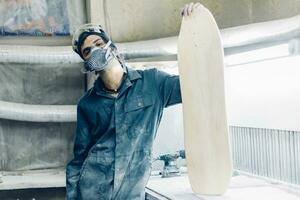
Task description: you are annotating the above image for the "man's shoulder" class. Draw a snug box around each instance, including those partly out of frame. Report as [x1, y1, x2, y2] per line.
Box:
[127, 66, 177, 85]
[125, 66, 156, 81]
[127, 66, 158, 77]
[135, 66, 172, 77]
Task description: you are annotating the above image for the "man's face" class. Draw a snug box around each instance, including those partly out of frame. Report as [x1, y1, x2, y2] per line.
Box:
[81, 35, 107, 60]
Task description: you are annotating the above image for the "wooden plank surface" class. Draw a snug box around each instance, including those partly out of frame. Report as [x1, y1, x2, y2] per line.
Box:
[177, 5, 232, 195]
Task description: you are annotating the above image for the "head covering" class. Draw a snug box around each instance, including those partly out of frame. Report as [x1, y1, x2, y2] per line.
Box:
[72, 23, 115, 59]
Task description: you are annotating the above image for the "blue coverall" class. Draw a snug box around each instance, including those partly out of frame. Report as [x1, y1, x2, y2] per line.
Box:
[66, 65, 182, 199]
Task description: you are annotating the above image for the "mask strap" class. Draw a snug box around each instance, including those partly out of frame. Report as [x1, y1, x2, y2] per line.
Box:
[89, 39, 112, 54]
[104, 40, 112, 49]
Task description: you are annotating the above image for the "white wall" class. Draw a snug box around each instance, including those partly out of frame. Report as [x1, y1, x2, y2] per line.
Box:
[225, 55, 300, 132]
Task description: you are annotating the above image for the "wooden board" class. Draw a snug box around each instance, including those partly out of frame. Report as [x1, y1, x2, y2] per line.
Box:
[177, 5, 232, 195]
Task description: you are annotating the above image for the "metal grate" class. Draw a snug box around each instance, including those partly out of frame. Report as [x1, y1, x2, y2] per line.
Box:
[230, 126, 300, 185]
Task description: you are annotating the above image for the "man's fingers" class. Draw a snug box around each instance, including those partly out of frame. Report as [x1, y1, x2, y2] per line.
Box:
[181, 6, 186, 16]
[183, 4, 189, 17]
[187, 2, 194, 16]
[181, 2, 204, 17]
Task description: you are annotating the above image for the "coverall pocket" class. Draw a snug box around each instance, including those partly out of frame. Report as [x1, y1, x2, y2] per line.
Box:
[124, 94, 153, 113]
[123, 94, 153, 139]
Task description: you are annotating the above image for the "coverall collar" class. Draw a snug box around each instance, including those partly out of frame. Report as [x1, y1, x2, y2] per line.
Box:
[94, 65, 141, 97]
[126, 66, 142, 81]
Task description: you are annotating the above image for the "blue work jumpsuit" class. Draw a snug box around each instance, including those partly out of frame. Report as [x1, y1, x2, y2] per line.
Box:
[66, 65, 182, 200]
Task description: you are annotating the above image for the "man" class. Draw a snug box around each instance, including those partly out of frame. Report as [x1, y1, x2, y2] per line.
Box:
[66, 2, 199, 200]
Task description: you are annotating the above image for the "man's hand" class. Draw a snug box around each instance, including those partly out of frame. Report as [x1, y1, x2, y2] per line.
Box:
[181, 2, 204, 17]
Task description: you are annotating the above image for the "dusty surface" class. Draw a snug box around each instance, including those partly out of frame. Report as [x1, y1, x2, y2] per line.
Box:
[146, 173, 300, 200]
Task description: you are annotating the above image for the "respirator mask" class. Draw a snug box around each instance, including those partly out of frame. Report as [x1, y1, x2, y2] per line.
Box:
[82, 40, 115, 73]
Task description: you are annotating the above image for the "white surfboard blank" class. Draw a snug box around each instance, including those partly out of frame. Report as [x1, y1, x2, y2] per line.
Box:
[178, 5, 233, 195]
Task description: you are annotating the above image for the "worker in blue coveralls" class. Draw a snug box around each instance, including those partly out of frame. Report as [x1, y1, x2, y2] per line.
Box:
[66, 2, 200, 200]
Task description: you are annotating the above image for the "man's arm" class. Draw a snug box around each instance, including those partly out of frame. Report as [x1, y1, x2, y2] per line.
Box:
[154, 68, 182, 107]
[66, 102, 93, 200]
